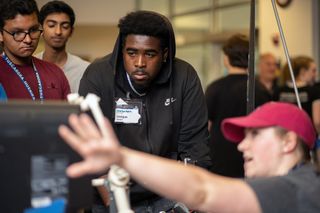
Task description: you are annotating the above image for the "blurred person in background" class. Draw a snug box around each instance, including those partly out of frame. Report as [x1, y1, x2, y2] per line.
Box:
[277, 56, 320, 168]
[36, 0, 89, 93]
[278, 56, 320, 133]
[205, 34, 249, 178]
[255, 53, 279, 107]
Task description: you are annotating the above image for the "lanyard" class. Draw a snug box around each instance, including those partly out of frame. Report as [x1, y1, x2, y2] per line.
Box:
[126, 72, 146, 97]
[2, 53, 44, 101]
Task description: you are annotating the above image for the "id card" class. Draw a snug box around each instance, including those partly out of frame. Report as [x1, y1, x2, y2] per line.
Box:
[114, 98, 142, 124]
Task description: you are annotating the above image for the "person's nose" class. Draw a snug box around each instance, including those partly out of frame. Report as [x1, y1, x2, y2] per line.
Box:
[238, 136, 250, 152]
[23, 33, 32, 43]
[55, 26, 62, 35]
[135, 55, 146, 68]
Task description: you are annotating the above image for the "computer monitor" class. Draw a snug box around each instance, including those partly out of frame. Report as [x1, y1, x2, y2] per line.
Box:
[0, 101, 93, 212]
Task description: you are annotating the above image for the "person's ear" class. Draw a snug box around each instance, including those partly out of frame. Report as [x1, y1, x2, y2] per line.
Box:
[163, 48, 168, 62]
[282, 131, 298, 153]
[70, 27, 74, 37]
[0, 31, 3, 43]
[223, 54, 231, 69]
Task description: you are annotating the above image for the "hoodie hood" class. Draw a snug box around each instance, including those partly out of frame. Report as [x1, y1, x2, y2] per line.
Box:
[110, 11, 176, 87]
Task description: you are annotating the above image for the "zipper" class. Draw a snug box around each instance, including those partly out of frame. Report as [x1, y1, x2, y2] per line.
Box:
[143, 99, 153, 154]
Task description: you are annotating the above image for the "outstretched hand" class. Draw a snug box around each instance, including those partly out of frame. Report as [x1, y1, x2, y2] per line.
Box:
[58, 113, 122, 178]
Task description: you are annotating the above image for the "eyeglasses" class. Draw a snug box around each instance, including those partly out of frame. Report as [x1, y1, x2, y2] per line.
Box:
[2, 28, 43, 42]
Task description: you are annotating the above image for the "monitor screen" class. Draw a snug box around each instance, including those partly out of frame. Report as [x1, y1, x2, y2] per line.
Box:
[0, 101, 93, 212]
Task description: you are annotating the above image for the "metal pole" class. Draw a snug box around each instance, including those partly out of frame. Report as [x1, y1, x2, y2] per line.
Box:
[247, 0, 256, 114]
[271, 0, 302, 109]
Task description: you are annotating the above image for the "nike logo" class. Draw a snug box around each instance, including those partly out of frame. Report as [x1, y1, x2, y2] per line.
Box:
[165, 97, 176, 106]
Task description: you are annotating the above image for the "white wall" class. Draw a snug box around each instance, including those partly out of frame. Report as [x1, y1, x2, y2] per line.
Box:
[36, 0, 135, 25]
[36, 25, 120, 61]
[35, 0, 135, 61]
[34, 1, 318, 69]
[259, 0, 314, 65]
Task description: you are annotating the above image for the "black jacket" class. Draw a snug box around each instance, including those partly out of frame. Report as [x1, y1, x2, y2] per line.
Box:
[79, 20, 211, 205]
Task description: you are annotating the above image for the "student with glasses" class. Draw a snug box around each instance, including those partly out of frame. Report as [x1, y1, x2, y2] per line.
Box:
[2, 28, 43, 42]
[0, 0, 70, 100]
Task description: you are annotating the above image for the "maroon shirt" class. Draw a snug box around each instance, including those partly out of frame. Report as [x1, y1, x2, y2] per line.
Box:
[0, 56, 70, 100]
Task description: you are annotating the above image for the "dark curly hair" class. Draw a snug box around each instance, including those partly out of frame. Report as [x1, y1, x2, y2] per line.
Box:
[118, 11, 169, 50]
[223, 34, 249, 69]
[0, 0, 39, 30]
[39, 0, 75, 27]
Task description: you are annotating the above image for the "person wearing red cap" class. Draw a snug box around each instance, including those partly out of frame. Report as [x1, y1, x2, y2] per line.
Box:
[59, 102, 320, 212]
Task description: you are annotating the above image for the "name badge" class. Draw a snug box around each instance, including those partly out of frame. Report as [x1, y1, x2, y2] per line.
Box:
[114, 98, 142, 124]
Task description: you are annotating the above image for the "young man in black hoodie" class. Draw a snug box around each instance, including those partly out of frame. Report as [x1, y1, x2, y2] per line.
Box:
[205, 34, 249, 178]
[79, 11, 212, 212]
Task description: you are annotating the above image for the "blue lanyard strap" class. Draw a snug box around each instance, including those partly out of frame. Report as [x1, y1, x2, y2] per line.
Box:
[2, 53, 44, 101]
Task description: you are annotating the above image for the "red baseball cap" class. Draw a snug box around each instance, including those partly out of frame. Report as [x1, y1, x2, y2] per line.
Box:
[222, 102, 316, 149]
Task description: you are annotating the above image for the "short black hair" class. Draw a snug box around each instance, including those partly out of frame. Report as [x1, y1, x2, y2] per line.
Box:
[0, 0, 39, 29]
[39, 0, 75, 27]
[118, 11, 169, 50]
[223, 34, 249, 69]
